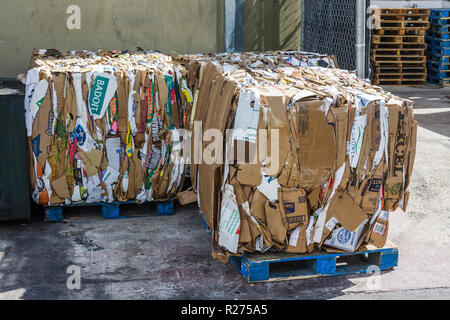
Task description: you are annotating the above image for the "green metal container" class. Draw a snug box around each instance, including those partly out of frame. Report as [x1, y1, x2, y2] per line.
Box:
[0, 83, 31, 222]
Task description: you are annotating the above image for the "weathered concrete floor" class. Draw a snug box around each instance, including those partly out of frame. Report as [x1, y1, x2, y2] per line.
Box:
[0, 84, 449, 300]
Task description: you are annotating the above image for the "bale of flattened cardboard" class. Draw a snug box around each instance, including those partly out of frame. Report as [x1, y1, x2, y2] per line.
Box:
[24, 49, 192, 206]
[177, 52, 417, 262]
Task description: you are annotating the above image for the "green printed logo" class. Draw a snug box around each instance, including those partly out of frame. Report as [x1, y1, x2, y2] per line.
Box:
[390, 183, 402, 196]
[36, 97, 44, 109]
[89, 76, 110, 116]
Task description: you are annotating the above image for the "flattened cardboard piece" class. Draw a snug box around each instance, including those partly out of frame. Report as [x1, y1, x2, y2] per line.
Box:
[85, 150, 103, 168]
[307, 187, 322, 212]
[355, 102, 375, 180]
[78, 151, 98, 178]
[278, 188, 309, 232]
[218, 184, 241, 254]
[237, 163, 262, 186]
[250, 189, 269, 224]
[355, 162, 385, 214]
[267, 107, 290, 178]
[402, 120, 418, 211]
[265, 201, 287, 250]
[198, 77, 237, 232]
[384, 103, 406, 206]
[366, 211, 389, 248]
[31, 83, 54, 168]
[177, 190, 198, 205]
[51, 176, 70, 199]
[323, 191, 369, 242]
[286, 217, 310, 254]
[329, 107, 349, 169]
[277, 152, 294, 187]
[297, 99, 336, 170]
[116, 72, 129, 144]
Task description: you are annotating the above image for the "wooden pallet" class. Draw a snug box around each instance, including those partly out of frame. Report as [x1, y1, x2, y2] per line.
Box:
[373, 29, 426, 36]
[380, 20, 430, 29]
[377, 14, 429, 22]
[44, 199, 175, 222]
[372, 43, 427, 49]
[373, 79, 426, 86]
[375, 67, 427, 74]
[372, 35, 425, 44]
[372, 8, 431, 15]
[374, 73, 427, 82]
[371, 56, 426, 63]
[230, 245, 399, 283]
[371, 48, 426, 55]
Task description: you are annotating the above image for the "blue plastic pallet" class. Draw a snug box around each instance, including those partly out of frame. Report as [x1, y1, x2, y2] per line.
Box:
[431, 17, 450, 26]
[431, 25, 450, 33]
[44, 199, 174, 222]
[426, 30, 450, 40]
[428, 75, 450, 86]
[431, 9, 450, 18]
[429, 46, 450, 56]
[427, 38, 450, 48]
[428, 61, 450, 71]
[430, 54, 450, 64]
[230, 246, 399, 283]
[429, 67, 450, 78]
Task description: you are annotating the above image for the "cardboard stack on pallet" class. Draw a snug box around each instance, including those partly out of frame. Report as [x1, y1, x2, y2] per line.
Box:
[24, 49, 192, 207]
[178, 53, 417, 262]
[371, 8, 430, 86]
[427, 9, 450, 86]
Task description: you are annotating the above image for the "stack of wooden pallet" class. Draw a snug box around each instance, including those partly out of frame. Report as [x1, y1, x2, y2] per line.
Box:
[427, 9, 450, 86]
[371, 8, 430, 86]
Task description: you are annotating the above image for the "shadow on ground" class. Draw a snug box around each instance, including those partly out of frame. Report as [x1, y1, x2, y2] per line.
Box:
[0, 204, 389, 300]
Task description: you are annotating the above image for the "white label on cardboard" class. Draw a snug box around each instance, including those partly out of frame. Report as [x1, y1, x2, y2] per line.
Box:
[325, 217, 339, 231]
[324, 219, 368, 252]
[289, 227, 301, 247]
[312, 207, 327, 244]
[30, 79, 49, 120]
[257, 175, 281, 203]
[379, 211, 389, 222]
[233, 90, 261, 144]
[306, 218, 315, 246]
[218, 185, 241, 254]
[106, 137, 122, 171]
[127, 70, 138, 136]
[350, 114, 367, 169]
[71, 185, 82, 203]
[73, 73, 88, 126]
[89, 73, 118, 120]
[103, 166, 120, 186]
[373, 223, 386, 236]
[373, 101, 389, 169]
[74, 119, 97, 152]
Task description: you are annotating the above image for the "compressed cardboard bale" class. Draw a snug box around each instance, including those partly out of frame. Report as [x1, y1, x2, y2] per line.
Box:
[178, 51, 417, 260]
[25, 49, 192, 206]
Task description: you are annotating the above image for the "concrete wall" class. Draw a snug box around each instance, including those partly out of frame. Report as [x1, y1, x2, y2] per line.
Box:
[0, 0, 303, 78]
[243, 0, 302, 52]
[0, 0, 219, 78]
